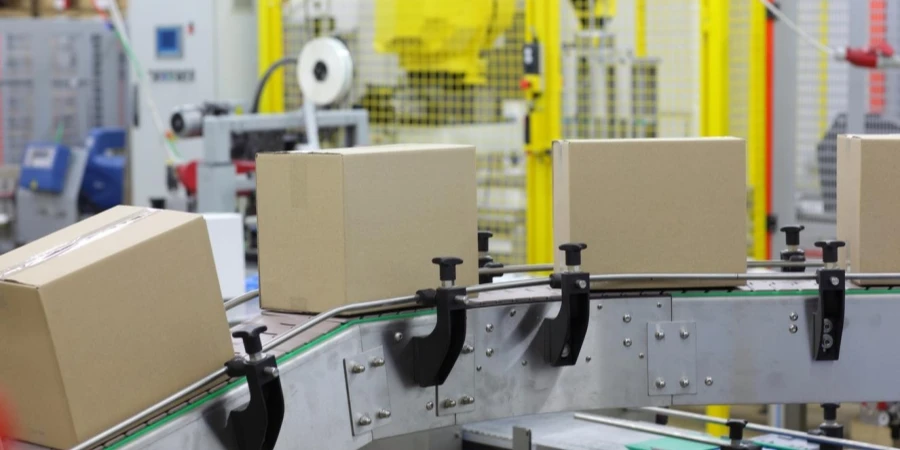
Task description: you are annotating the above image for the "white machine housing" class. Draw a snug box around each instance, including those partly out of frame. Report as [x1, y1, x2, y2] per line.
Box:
[128, 0, 257, 206]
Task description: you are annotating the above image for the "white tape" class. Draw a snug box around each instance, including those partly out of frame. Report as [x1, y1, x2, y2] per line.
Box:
[297, 37, 354, 106]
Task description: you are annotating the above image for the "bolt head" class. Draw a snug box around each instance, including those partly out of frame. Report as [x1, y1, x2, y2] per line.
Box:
[370, 357, 385, 367]
[358, 415, 372, 426]
[705, 377, 714, 386]
[462, 344, 474, 354]
[789, 312, 799, 321]
[823, 334, 834, 349]
[264, 366, 279, 377]
[576, 279, 588, 289]
[585, 356, 592, 362]
[830, 276, 840, 286]
[639, 352, 645, 359]
[351, 364, 366, 374]
[623, 314, 632, 323]
[486, 323, 494, 332]
[476, 365, 482, 371]
[597, 303, 603, 310]
[377, 409, 392, 419]
[657, 302, 662, 308]
[823, 318, 833, 333]
[426, 401, 434, 410]
[460, 395, 475, 405]
[679, 329, 690, 339]
[623, 338, 633, 347]
[789, 324, 798, 334]
[521, 360, 528, 366]
[443, 399, 457, 408]
[509, 309, 517, 317]
[680, 378, 690, 388]
[655, 378, 667, 389]
[394, 332, 403, 342]
[655, 330, 665, 340]
[486, 348, 494, 357]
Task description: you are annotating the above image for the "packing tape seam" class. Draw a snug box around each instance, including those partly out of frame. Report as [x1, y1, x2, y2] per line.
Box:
[0, 209, 159, 281]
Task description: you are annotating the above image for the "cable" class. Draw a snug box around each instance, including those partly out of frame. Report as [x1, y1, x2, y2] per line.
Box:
[757, 0, 835, 56]
[250, 57, 299, 114]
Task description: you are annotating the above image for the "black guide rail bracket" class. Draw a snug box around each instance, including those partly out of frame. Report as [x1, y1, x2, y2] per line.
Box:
[542, 243, 591, 367]
[780, 225, 806, 273]
[813, 241, 846, 361]
[225, 325, 285, 450]
[478, 230, 504, 284]
[411, 257, 468, 388]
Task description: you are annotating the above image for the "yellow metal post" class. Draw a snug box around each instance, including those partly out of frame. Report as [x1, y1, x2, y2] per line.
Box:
[257, 0, 285, 113]
[524, 0, 561, 265]
[701, 0, 731, 435]
[748, 0, 767, 260]
[635, 0, 647, 58]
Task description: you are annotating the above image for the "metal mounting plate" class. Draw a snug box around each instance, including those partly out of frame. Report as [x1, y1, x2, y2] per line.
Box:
[436, 333, 476, 416]
[344, 346, 392, 435]
[647, 321, 697, 396]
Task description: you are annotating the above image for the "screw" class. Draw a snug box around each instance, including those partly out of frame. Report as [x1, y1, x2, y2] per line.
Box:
[509, 309, 517, 317]
[486, 323, 494, 332]
[655, 378, 666, 389]
[623, 314, 632, 323]
[376, 409, 392, 419]
[586, 356, 592, 362]
[623, 338, 633, 347]
[597, 303, 603, 310]
[680, 378, 690, 388]
[521, 360, 528, 366]
[460, 395, 475, 405]
[576, 279, 588, 289]
[657, 302, 662, 308]
[789, 324, 798, 334]
[655, 330, 665, 340]
[823, 318, 833, 333]
[561, 344, 571, 357]
[370, 357, 385, 367]
[264, 367, 279, 377]
[394, 332, 403, 342]
[823, 334, 834, 349]
[830, 276, 840, 286]
[476, 365, 482, 371]
[680, 329, 690, 339]
[462, 344, 474, 354]
[426, 401, 434, 410]
[358, 415, 372, 426]
[639, 352, 645, 359]
[351, 364, 366, 374]
[443, 399, 457, 408]
[705, 377, 714, 386]
[486, 348, 494, 357]
[789, 312, 799, 321]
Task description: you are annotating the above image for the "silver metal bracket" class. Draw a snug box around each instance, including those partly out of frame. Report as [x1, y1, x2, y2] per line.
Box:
[436, 334, 477, 416]
[344, 346, 392, 435]
[647, 321, 697, 396]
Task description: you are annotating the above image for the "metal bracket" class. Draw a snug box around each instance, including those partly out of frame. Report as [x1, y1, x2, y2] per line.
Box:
[542, 272, 591, 366]
[436, 334, 476, 416]
[411, 286, 468, 387]
[647, 321, 697, 396]
[343, 346, 392, 436]
[813, 268, 845, 361]
[512, 426, 533, 450]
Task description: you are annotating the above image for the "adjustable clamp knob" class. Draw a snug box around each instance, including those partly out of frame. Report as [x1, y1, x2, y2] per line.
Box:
[726, 419, 748, 442]
[822, 403, 840, 422]
[478, 231, 493, 253]
[780, 225, 805, 247]
[559, 243, 587, 268]
[432, 257, 464, 285]
[233, 324, 267, 356]
[815, 240, 846, 265]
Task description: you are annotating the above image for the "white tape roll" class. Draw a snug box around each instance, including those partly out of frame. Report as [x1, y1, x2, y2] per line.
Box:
[297, 37, 354, 106]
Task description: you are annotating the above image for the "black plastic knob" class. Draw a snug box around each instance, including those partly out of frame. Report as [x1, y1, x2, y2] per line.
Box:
[478, 231, 493, 253]
[432, 257, 463, 282]
[233, 324, 267, 355]
[780, 224, 805, 246]
[822, 403, 840, 421]
[559, 243, 587, 267]
[815, 240, 846, 264]
[726, 419, 747, 441]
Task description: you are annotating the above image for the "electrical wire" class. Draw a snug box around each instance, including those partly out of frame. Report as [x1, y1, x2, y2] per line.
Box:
[757, 0, 835, 56]
[250, 57, 299, 114]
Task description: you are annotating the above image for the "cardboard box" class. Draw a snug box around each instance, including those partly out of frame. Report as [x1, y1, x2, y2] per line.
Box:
[0, 206, 233, 449]
[257, 144, 478, 313]
[837, 134, 900, 284]
[202, 213, 246, 299]
[553, 138, 747, 289]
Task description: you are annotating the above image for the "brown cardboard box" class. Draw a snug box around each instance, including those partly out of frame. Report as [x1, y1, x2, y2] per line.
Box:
[256, 144, 478, 313]
[837, 134, 900, 284]
[553, 138, 747, 289]
[0, 206, 233, 449]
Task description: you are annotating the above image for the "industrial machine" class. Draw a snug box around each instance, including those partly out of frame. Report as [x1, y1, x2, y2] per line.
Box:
[127, 0, 257, 207]
[14, 128, 125, 244]
[11, 230, 898, 450]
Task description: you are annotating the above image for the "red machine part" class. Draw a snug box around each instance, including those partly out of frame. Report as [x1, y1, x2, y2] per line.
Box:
[176, 160, 256, 196]
[844, 42, 895, 68]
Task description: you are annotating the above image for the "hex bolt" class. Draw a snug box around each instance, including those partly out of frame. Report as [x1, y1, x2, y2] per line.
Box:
[679, 329, 690, 339]
[443, 399, 457, 408]
[486, 348, 494, 357]
[639, 353, 645, 359]
[561, 344, 571, 358]
[680, 378, 690, 388]
[476, 365, 482, 371]
[789, 324, 798, 334]
[425, 401, 434, 411]
[376, 409, 392, 419]
[655, 378, 667, 389]
[394, 332, 403, 342]
[823, 334, 834, 349]
[823, 318, 833, 333]
[462, 344, 474, 354]
[705, 377, 714, 386]
[585, 356, 592, 362]
[460, 395, 475, 405]
[597, 303, 603, 310]
[789, 312, 799, 321]
[576, 279, 588, 289]
[655, 330, 666, 340]
[264, 367, 279, 377]
[657, 302, 663, 308]
[521, 360, 528, 366]
[351, 364, 366, 374]
[509, 309, 517, 317]
[830, 276, 840, 286]
[358, 415, 372, 426]
[623, 338, 633, 347]
[370, 357, 385, 367]
[623, 314, 632, 323]
[486, 323, 494, 332]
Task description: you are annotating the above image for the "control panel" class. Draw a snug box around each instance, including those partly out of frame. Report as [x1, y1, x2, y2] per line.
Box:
[19, 144, 71, 194]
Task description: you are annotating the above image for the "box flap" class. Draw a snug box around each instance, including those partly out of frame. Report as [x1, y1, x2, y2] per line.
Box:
[0, 206, 198, 286]
[269, 143, 472, 156]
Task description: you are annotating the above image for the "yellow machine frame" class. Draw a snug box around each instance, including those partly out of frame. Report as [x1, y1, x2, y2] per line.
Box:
[257, 0, 286, 113]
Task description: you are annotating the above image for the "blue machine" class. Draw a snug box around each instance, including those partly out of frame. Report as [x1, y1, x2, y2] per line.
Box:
[80, 128, 127, 211]
[19, 144, 72, 194]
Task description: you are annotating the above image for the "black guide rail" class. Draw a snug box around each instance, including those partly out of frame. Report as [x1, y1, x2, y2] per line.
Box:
[813, 240, 846, 361]
[541, 243, 591, 366]
[411, 257, 468, 387]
